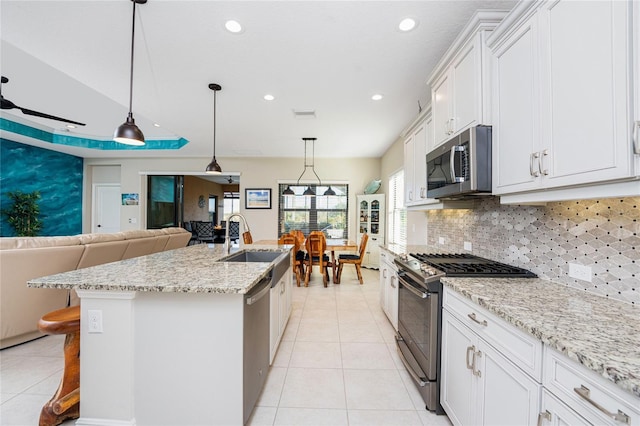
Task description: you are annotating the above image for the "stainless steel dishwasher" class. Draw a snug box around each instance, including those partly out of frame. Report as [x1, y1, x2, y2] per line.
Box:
[243, 275, 271, 424]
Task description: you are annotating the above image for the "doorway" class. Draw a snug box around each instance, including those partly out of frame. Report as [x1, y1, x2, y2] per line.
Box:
[92, 184, 121, 233]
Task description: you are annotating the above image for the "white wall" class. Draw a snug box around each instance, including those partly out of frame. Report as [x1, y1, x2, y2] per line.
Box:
[84, 156, 381, 242]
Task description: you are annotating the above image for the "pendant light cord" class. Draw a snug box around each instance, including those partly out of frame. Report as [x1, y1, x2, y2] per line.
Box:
[128, 0, 137, 116]
[213, 88, 217, 158]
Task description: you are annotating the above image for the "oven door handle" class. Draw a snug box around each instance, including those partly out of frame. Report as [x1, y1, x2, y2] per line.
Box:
[397, 273, 430, 299]
[396, 336, 427, 387]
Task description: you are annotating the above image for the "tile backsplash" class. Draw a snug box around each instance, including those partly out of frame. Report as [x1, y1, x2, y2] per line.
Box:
[426, 197, 639, 305]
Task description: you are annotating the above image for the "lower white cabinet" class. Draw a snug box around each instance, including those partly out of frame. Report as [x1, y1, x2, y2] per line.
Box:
[538, 389, 590, 426]
[441, 309, 541, 426]
[379, 250, 398, 331]
[542, 347, 640, 426]
[269, 267, 292, 364]
[442, 286, 640, 426]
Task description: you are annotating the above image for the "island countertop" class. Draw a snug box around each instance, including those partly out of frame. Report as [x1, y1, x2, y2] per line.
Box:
[27, 243, 290, 294]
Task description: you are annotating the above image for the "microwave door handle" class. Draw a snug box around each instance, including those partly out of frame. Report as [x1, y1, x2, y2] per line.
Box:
[450, 145, 465, 183]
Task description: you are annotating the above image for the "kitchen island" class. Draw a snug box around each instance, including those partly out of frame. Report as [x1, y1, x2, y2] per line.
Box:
[28, 243, 291, 426]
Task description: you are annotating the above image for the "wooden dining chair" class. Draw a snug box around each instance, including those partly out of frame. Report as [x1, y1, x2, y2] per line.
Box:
[304, 232, 330, 287]
[279, 234, 304, 286]
[336, 233, 368, 284]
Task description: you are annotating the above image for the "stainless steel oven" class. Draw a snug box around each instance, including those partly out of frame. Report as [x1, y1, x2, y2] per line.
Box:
[395, 269, 444, 414]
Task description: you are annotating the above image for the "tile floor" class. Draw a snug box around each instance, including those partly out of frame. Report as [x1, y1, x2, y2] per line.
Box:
[0, 266, 451, 426]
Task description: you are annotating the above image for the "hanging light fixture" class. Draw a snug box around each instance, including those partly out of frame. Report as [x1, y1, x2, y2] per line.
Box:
[283, 138, 334, 196]
[113, 0, 146, 146]
[205, 83, 223, 174]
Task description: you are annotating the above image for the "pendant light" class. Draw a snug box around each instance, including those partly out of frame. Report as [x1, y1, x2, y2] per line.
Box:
[205, 83, 223, 174]
[113, 0, 146, 146]
[284, 138, 335, 196]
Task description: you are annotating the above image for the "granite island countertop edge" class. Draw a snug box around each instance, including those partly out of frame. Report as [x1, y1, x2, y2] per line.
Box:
[27, 244, 291, 295]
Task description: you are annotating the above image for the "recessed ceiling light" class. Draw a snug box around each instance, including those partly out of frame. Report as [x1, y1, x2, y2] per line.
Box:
[371, 94, 384, 101]
[153, 123, 161, 127]
[66, 124, 76, 129]
[398, 17, 417, 32]
[225, 20, 243, 33]
[264, 94, 275, 101]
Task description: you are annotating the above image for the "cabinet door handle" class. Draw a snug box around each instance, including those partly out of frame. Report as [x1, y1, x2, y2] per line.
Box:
[383, 269, 387, 279]
[634, 121, 639, 155]
[390, 276, 396, 289]
[472, 350, 482, 377]
[573, 385, 631, 424]
[468, 312, 488, 326]
[530, 152, 540, 177]
[465, 345, 475, 370]
[539, 149, 549, 176]
[536, 410, 552, 426]
[408, 190, 413, 201]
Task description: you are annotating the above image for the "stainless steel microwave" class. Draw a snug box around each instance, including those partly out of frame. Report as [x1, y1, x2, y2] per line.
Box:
[426, 125, 492, 199]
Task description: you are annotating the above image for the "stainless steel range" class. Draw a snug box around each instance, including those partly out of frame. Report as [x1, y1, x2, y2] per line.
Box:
[393, 253, 536, 414]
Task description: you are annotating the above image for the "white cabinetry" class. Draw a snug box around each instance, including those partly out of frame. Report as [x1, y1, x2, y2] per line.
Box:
[428, 11, 507, 148]
[441, 287, 542, 426]
[357, 194, 384, 268]
[269, 267, 292, 364]
[404, 117, 426, 205]
[378, 249, 398, 331]
[489, 0, 639, 203]
[541, 347, 640, 426]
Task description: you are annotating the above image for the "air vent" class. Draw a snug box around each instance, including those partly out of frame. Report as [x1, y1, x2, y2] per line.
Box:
[293, 110, 316, 119]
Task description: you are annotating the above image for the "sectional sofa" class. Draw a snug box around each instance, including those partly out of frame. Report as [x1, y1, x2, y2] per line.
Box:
[0, 227, 191, 349]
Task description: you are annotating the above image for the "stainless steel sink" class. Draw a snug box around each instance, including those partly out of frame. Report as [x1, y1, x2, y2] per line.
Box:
[220, 250, 290, 286]
[221, 251, 284, 263]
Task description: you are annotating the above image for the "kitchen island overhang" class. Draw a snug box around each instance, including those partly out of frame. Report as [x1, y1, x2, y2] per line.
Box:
[29, 243, 292, 426]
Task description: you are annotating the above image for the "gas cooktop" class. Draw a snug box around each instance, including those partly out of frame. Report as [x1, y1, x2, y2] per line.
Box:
[409, 253, 537, 278]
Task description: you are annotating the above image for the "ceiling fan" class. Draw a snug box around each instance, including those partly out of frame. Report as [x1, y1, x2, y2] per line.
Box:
[227, 176, 234, 184]
[1, 76, 86, 126]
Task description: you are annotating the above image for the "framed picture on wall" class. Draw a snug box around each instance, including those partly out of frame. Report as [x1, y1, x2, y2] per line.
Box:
[245, 188, 271, 209]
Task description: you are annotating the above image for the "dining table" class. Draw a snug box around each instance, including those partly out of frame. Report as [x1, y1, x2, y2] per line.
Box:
[252, 238, 358, 283]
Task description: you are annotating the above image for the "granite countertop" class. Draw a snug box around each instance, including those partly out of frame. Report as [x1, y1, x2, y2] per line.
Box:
[442, 277, 640, 399]
[381, 244, 640, 399]
[28, 244, 290, 295]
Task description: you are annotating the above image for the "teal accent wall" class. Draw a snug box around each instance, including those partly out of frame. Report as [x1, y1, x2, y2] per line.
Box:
[0, 139, 83, 236]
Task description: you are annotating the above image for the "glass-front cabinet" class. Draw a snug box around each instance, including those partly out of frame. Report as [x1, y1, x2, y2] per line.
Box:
[356, 194, 385, 268]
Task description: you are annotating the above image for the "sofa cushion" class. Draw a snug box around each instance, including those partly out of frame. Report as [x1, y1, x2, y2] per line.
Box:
[0, 236, 82, 250]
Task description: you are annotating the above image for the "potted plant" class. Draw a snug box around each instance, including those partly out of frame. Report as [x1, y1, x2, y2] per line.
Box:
[2, 191, 43, 236]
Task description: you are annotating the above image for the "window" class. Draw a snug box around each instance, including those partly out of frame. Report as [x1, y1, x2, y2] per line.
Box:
[223, 191, 239, 222]
[278, 184, 348, 237]
[388, 170, 406, 246]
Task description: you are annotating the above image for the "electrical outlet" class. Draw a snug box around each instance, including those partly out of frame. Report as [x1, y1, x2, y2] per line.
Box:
[464, 241, 472, 251]
[439, 237, 445, 245]
[569, 263, 592, 282]
[88, 310, 103, 333]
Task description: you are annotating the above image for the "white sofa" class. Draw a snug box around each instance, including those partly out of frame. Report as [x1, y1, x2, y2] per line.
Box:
[0, 227, 191, 349]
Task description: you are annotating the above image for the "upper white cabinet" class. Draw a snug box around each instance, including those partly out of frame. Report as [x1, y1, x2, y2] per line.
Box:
[404, 109, 439, 207]
[428, 11, 508, 148]
[489, 0, 639, 203]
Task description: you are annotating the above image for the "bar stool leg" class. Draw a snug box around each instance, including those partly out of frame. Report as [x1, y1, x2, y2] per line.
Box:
[38, 306, 81, 426]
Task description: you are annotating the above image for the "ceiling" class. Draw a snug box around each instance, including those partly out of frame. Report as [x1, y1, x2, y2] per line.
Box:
[0, 0, 516, 160]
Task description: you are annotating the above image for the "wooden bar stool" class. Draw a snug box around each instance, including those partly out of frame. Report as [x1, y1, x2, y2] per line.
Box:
[37, 306, 80, 426]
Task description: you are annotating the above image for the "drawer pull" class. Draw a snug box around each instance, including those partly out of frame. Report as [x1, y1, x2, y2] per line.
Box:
[536, 410, 551, 426]
[573, 385, 631, 424]
[468, 312, 488, 326]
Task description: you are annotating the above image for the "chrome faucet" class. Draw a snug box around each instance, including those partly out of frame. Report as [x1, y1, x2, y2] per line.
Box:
[225, 213, 252, 254]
